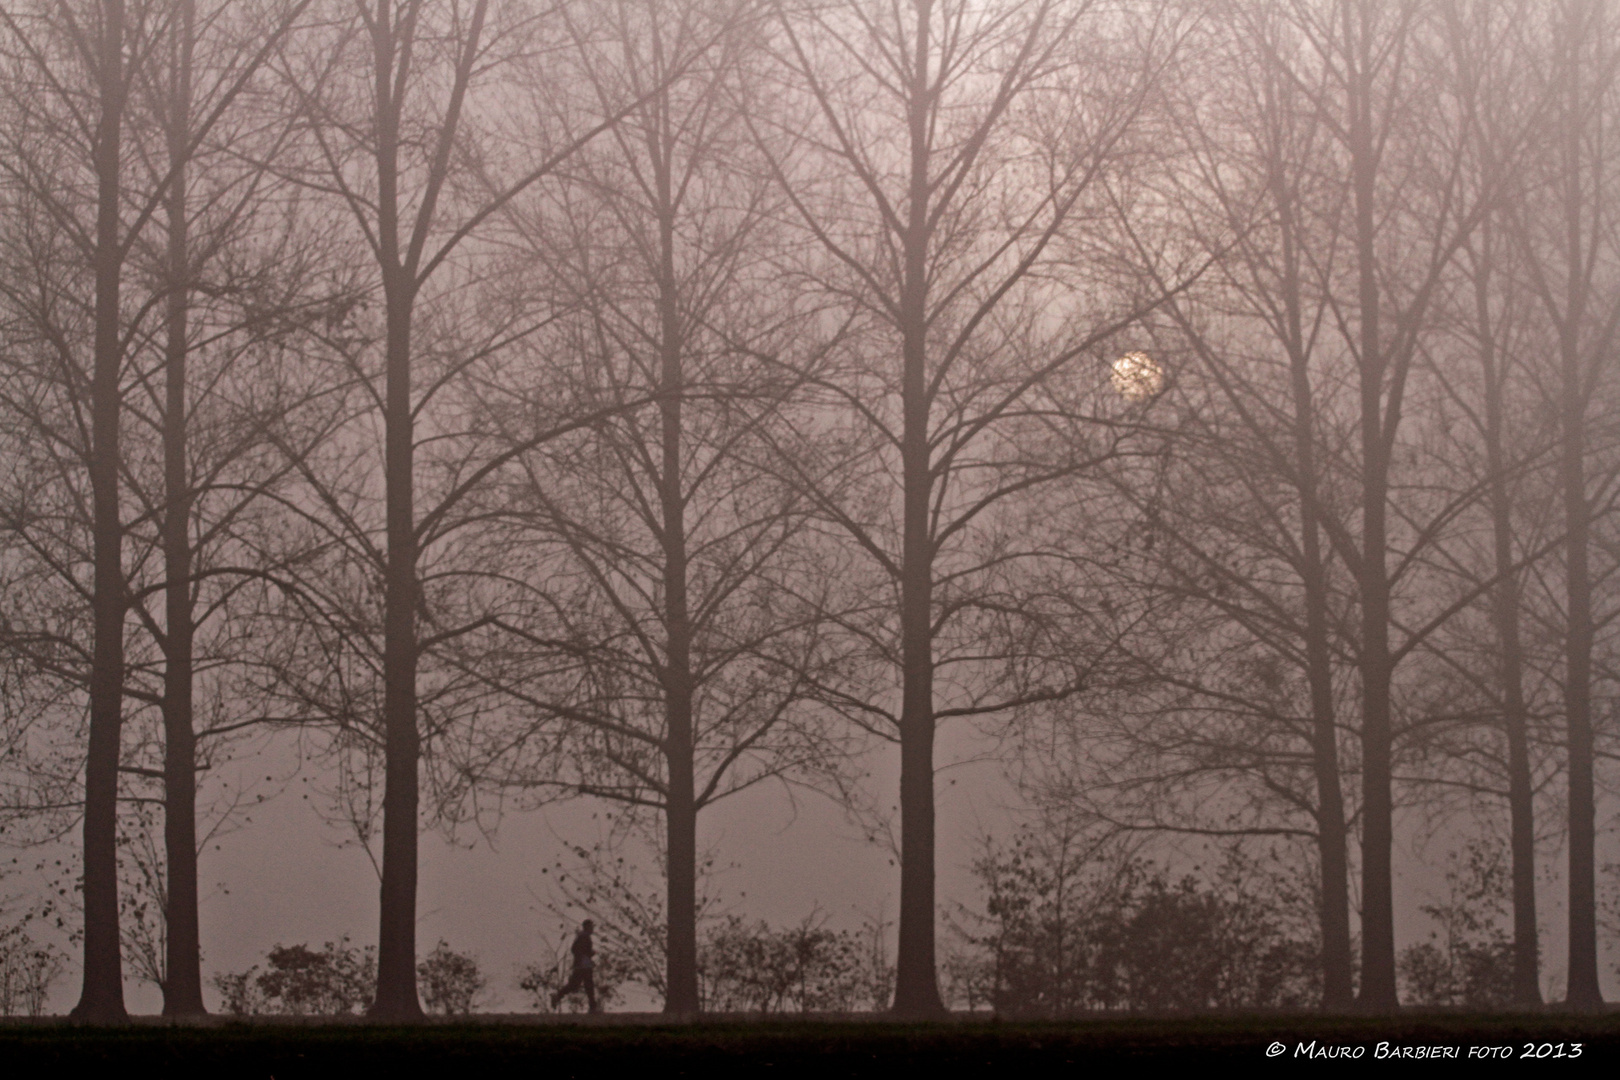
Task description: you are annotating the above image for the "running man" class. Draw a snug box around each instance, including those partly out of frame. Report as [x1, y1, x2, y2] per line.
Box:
[551, 919, 597, 1012]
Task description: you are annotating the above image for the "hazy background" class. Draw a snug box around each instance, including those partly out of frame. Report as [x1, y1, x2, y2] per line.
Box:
[3, 0, 1619, 1019]
[14, 724, 1614, 1012]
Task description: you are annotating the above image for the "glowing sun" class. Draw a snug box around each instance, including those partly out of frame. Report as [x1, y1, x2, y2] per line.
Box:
[1111, 351, 1164, 401]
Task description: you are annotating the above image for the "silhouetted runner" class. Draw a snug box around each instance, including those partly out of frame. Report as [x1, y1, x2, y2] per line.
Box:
[551, 919, 597, 1012]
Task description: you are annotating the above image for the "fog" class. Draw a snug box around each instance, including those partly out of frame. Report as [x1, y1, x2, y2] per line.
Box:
[1, 0, 1617, 1021]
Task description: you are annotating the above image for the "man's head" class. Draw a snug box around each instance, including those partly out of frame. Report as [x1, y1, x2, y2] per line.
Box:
[582, 919, 594, 932]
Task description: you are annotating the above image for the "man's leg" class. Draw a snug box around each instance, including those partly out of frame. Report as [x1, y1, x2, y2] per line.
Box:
[584, 969, 597, 1013]
[552, 968, 585, 1009]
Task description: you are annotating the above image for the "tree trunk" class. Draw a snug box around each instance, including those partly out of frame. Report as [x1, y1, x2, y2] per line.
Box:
[1280, 166, 1354, 1011]
[1302, 514, 1352, 1010]
[658, 175, 700, 1014]
[891, 0, 945, 1018]
[73, 0, 130, 1023]
[891, 281, 943, 1006]
[1560, 320, 1600, 1010]
[1557, 4, 1602, 1009]
[369, 11, 423, 1009]
[1348, 1, 1398, 1007]
[1289, 281, 1353, 1014]
[1496, 494, 1540, 1006]
[159, 0, 205, 1017]
[894, 658, 940, 1016]
[371, 272, 423, 1020]
[1355, 391, 1398, 1012]
[892, 309, 943, 1013]
[1477, 248, 1540, 1007]
[664, 745, 698, 1014]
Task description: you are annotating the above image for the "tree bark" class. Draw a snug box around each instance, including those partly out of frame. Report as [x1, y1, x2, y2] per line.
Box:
[1277, 152, 1354, 1010]
[1347, 0, 1398, 1010]
[664, 738, 698, 1014]
[1559, 299, 1600, 1010]
[1496, 469, 1540, 1008]
[370, 2, 423, 1016]
[1311, 668, 1354, 1011]
[1475, 240, 1541, 1006]
[73, 0, 131, 1023]
[372, 269, 423, 1019]
[159, 0, 205, 1017]
[1556, 3, 1602, 1010]
[890, 0, 945, 1018]
[1298, 406, 1352, 1011]
[658, 153, 700, 1014]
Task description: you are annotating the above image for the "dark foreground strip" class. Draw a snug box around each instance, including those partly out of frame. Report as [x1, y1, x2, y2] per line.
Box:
[1, 1014, 1616, 1076]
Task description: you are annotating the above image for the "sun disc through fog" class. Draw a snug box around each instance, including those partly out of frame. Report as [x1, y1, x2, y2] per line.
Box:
[1111, 351, 1163, 401]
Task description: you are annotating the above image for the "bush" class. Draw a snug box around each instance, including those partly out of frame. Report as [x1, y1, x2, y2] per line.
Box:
[529, 833, 892, 1013]
[700, 915, 892, 1013]
[950, 828, 1320, 1014]
[417, 941, 486, 1015]
[941, 947, 996, 1013]
[212, 937, 376, 1015]
[2, 858, 69, 1016]
[515, 915, 893, 1014]
[1397, 839, 1516, 1007]
[0, 927, 63, 1017]
[1086, 868, 1319, 1010]
[216, 938, 498, 1016]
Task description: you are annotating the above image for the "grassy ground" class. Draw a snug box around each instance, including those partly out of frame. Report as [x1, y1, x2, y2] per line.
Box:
[1, 1012, 1615, 1075]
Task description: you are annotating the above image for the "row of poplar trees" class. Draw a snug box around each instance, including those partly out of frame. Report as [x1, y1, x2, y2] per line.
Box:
[0, 0, 1613, 1020]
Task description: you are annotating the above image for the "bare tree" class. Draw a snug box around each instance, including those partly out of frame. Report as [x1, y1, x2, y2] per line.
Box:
[269, 0, 725, 1018]
[450, 0, 857, 1014]
[1503, 0, 1620, 1011]
[1097, 2, 1363, 1004]
[0, 0, 160, 1020]
[1452, 10, 1552, 1005]
[0, 0, 317, 1017]
[1037, 0, 1561, 1011]
[1420, 185, 1565, 1004]
[1248, 0, 1530, 1009]
[754, 0, 1187, 1014]
[127, 0, 317, 1015]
